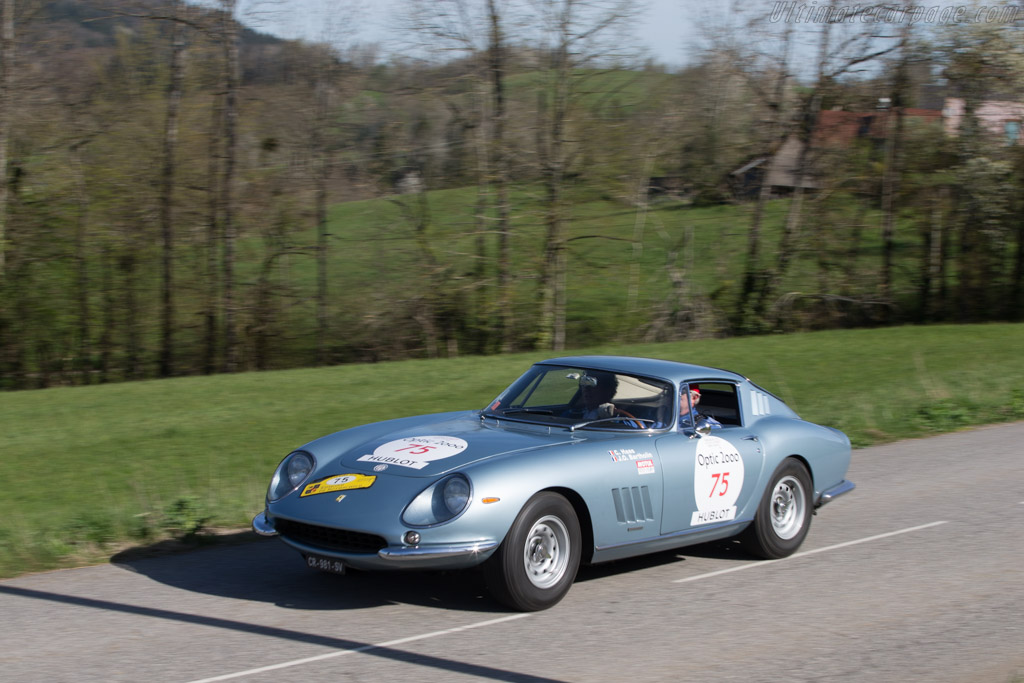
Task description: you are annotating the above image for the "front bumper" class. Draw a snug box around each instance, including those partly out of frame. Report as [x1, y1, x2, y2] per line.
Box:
[814, 479, 855, 508]
[251, 512, 499, 570]
[252, 511, 278, 536]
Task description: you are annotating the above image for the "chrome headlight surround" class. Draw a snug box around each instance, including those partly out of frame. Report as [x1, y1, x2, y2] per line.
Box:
[267, 450, 316, 502]
[402, 474, 472, 527]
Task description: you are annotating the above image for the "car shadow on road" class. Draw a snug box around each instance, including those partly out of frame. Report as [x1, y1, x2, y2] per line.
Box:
[574, 538, 760, 583]
[111, 532, 762, 612]
[111, 534, 501, 613]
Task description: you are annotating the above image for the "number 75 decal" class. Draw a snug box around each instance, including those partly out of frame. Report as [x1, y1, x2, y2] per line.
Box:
[709, 472, 730, 497]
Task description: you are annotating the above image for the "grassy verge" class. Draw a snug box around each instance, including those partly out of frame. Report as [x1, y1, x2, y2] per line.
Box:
[2, 323, 1022, 578]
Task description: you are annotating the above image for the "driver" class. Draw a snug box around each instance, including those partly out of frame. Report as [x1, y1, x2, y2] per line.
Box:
[573, 372, 645, 428]
[579, 371, 619, 420]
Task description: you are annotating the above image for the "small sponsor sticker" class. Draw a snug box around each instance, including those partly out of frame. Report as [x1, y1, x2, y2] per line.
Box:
[300, 473, 376, 497]
[690, 506, 737, 525]
[610, 448, 654, 463]
[636, 459, 656, 475]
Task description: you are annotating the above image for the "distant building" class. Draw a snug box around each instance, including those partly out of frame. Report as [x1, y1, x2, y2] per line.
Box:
[728, 136, 823, 200]
[942, 97, 1024, 145]
[729, 104, 944, 198]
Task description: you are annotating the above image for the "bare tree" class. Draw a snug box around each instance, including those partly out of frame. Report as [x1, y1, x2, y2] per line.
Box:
[529, 0, 641, 350]
[158, 0, 187, 377]
[401, 0, 516, 351]
[877, 2, 921, 319]
[219, 0, 240, 372]
[940, 16, 1023, 321]
[0, 0, 12, 279]
[718, 1, 900, 329]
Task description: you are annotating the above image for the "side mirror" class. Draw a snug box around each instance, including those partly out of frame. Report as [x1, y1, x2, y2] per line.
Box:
[685, 424, 712, 439]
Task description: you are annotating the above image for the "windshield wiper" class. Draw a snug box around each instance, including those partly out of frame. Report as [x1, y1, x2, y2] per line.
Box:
[570, 416, 655, 431]
[500, 407, 554, 416]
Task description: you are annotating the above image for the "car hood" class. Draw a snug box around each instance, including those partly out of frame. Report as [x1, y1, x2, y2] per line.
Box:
[306, 411, 580, 478]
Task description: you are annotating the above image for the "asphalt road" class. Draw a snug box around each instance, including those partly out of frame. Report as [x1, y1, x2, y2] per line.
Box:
[3, 422, 1023, 683]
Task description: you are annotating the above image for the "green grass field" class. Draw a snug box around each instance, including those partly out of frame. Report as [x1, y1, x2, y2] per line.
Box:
[155, 184, 914, 371]
[2, 323, 1022, 578]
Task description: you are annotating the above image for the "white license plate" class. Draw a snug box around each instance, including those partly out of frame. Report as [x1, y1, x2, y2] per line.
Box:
[305, 553, 346, 575]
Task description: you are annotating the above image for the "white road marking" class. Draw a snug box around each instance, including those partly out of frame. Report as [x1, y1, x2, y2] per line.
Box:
[673, 520, 948, 583]
[184, 613, 531, 683]
[186, 521, 948, 682]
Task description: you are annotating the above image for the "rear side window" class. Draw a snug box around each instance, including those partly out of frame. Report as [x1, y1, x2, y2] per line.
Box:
[692, 382, 741, 426]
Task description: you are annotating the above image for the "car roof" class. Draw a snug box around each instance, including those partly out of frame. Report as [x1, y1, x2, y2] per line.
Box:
[538, 355, 747, 386]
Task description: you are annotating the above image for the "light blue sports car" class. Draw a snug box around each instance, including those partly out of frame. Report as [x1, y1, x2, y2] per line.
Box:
[253, 356, 854, 611]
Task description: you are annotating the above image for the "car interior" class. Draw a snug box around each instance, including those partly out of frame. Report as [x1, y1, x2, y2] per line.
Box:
[691, 382, 742, 426]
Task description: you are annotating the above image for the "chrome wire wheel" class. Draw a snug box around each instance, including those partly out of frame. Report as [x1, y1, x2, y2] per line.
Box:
[770, 475, 806, 540]
[523, 514, 570, 589]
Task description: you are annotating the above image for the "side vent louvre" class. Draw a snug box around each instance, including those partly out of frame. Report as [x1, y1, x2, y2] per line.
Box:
[611, 486, 654, 524]
[751, 391, 772, 416]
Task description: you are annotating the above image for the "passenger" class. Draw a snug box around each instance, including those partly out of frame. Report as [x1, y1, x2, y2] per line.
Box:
[681, 385, 722, 430]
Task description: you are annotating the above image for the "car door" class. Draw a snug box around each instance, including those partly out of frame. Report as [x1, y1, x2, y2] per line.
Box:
[584, 436, 666, 549]
[656, 427, 764, 535]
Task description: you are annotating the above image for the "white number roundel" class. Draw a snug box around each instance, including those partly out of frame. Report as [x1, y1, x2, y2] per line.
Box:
[693, 435, 744, 512]
[373, 436, 468, 461]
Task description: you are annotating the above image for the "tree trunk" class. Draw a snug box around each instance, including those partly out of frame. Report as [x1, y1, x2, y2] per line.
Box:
[313, 75, 329, 366]
[1014, 207, 1024, 320]
[220, 0, 239, 372]
[487, 0, 513, 353]
[0, 0, 13, 279]
[537, 40, 571, 351]
[739, 179, 771, 327]
[936, 186, 950, 318]
[159, 3, 185, 377]
[761, 15, 830, 327]
[70, 143, 91, 384]
[762, 183, 805, 323]
[918, 193, 944, 322]
[628, 153, 655, 315]
[121, 249, 141, 379]
[736, 22, 791, 332]
[99, 245, 115, 383]
[202, 80, 224, 374]
[880, 108, 905, 318]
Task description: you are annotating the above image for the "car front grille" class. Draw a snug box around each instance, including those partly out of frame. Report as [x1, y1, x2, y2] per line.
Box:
[274, 518, 387, 554]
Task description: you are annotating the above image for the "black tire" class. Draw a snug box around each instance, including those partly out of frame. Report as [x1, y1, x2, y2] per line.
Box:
[740, 458, 813, 559]
[484, 492, 582, 612]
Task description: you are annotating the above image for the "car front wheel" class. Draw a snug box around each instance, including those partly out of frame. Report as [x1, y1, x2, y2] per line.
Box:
[484, 492, 581, 611]
[741, 458, 812, 559]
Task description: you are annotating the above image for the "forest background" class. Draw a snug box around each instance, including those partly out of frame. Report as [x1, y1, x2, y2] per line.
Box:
[1, 0, 1023, 388]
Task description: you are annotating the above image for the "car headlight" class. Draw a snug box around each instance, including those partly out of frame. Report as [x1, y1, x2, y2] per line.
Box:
[268, 451, 315, 502]
[402, 474, 472, 526]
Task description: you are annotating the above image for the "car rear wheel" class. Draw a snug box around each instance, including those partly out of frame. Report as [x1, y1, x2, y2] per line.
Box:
[484, 492, 581, 611]
[741, 458, 812, 559]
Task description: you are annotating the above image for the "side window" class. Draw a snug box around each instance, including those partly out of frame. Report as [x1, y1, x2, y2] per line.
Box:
[692, 382, 741, 426]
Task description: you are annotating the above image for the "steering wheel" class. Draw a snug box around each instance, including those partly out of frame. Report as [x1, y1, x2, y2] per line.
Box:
[613, 407, 650, 429]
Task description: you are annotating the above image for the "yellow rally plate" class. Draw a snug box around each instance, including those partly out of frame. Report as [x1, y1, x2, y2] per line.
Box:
[300, 474, 376, 497]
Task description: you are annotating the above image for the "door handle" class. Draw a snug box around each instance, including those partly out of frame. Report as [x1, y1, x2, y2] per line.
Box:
[742, 435, 759, 441]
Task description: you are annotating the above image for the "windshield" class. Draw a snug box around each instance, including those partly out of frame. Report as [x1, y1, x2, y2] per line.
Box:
[482, 364, 674, 430]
